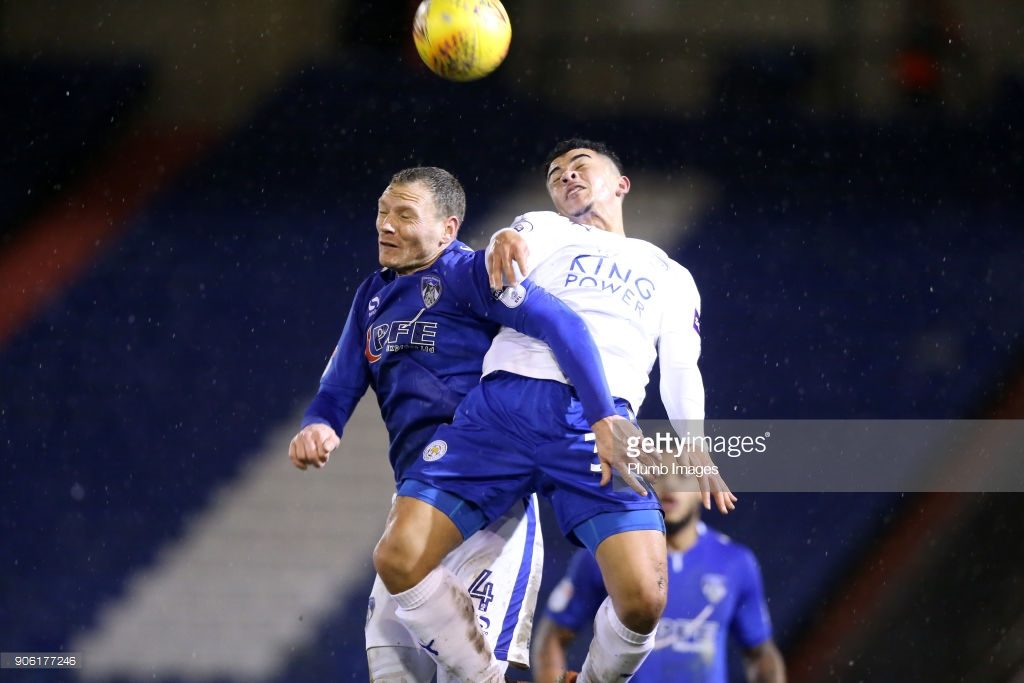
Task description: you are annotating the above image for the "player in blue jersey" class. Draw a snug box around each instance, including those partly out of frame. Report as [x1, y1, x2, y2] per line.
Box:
[533, 483, 785, 683]
[372, 141, 735, 682]
[288, 166, 631, 681]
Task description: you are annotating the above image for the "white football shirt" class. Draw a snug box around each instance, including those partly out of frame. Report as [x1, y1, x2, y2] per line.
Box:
[483, 211, 704, 420]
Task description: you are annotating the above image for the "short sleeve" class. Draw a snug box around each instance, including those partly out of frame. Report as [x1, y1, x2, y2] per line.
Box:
[729, 548, 773, 649]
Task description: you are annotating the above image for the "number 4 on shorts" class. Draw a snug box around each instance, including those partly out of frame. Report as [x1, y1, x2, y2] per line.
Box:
[468, 569, 495, 612]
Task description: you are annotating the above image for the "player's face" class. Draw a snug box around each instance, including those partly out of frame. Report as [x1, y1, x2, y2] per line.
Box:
[376, 181, 457, 274]
[656, 484, 703, 526]
[545, 148, 628, 224]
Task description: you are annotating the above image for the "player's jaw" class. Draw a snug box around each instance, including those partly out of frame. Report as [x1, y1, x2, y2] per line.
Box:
[376, 238, 404, 267]
[659, 490, 703, 526]
[557, 184, 592, 219]
[377, 236, 442, 274]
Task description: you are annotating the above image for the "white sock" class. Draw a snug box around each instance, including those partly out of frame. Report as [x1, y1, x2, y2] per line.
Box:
[366, 645, 435, 682]
[578, 597, 656, 682]
[391, 566, 502, 682]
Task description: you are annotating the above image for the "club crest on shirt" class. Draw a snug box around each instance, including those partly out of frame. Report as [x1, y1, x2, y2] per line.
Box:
[368, 296, 380, 315]
[421, 275, 442, 308]
[701, 573, 728, 604]
[423, 439, 447, 462]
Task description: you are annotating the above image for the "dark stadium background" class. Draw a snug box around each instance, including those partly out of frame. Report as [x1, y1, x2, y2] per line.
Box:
[1, 1, 1022, 681]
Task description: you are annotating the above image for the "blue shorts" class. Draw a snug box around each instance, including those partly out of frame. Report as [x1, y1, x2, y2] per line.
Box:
[399, 372, 664, 546]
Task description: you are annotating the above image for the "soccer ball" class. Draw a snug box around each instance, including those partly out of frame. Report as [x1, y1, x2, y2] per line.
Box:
[412, 0, 511, 82]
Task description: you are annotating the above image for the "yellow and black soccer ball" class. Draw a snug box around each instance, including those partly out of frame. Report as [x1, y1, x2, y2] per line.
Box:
[412, 0, 512, 82]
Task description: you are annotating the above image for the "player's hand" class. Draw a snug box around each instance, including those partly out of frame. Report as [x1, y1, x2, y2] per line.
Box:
[677, 442, 737, 514]
[591, 415, 658, 496]
[487, 229, 530, 290]
[288, 423, 340, 471]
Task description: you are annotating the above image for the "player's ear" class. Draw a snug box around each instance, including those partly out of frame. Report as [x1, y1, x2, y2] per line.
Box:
[616, 174, 631, 198]
[442, 216, 459, 243]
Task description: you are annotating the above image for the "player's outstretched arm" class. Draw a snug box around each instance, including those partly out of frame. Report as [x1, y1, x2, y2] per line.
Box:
[743, 641, 786, 683]
[659, 265, 736, 512]
[532, 616, 577, 683]
[733, 549, 783, 681]
[288, 423, 340, 470]
[289, 285, 371, 471]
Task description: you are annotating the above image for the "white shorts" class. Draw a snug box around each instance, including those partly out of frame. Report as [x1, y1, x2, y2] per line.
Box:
[365, 493, 544, 668]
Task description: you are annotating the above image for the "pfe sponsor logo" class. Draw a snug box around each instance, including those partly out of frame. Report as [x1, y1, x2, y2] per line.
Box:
[364, 318, 438, 363]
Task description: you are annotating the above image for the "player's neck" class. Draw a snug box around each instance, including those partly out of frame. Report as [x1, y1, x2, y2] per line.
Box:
[666, 518, 700, 552]
[574, 206, 625, 235]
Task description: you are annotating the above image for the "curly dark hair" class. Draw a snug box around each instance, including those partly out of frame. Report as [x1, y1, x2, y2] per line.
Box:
[543, 138, 624, 176]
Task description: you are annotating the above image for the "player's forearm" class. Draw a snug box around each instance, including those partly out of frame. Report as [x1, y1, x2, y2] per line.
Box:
[301, 384, 362, 435]
[532, 618, 573, 683]
[660, 265, 705, 422]
[533, 648, 567, 683]
[660, 364, 705, 423]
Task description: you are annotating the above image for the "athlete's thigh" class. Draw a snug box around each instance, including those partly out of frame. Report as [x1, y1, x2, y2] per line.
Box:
[444, 494, 544, 669]
[380, 494, 464, 571]
[593, 529, 668, 604]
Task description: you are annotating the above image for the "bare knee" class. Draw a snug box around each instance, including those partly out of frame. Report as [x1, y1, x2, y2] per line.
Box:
[614, 579, 667, 634]
[373, 533, 425, 594]
[373, 496, 463, 594]
[595, 530, 668, 633]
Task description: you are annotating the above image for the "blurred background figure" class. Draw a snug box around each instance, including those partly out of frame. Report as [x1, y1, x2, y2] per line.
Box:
[1, 2, 1023, 682]
[533, 482, 785, 683]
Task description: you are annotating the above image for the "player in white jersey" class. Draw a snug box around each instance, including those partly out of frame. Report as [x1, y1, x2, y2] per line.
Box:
[372, 141, 734, 682]
[483, 210, 703, 425]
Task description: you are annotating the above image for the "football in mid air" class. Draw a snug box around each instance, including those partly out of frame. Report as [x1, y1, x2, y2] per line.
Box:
[412, 0, 511, 82]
